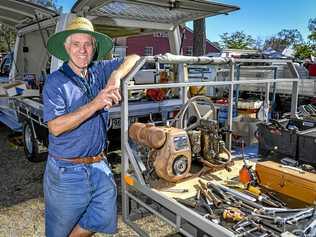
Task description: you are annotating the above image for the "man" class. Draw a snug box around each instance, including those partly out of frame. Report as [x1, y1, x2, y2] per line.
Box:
[43, 17, 140, 237]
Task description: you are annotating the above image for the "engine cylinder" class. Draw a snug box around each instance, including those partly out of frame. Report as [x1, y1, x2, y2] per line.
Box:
[129, 122, 167, 149]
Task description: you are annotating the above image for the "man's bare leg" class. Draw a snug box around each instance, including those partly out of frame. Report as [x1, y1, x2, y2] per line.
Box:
[69, 224, 94, 237]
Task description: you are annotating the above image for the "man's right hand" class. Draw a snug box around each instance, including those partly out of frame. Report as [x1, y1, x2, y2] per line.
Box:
[91, 87, 120, 110]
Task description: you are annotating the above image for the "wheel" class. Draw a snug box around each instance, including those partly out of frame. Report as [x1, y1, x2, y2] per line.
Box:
[171, 95, 216, 131]
[23, 121, 47, 162]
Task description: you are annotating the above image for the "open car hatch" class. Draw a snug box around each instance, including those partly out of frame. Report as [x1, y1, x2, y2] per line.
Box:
[0, 0, 58, 29]
[72, 0, 239, 37]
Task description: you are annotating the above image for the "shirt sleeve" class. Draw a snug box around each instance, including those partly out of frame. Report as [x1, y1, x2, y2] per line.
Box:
[43, 77, 66, 122]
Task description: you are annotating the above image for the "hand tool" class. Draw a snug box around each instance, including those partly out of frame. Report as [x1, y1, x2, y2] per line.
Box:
[207, 181, 232, 204]
[163, 188, 189, 193]
[258, 207, 310, 215]
[276, 208, 314, 225]
[198, 180, 222, 207]
[286, 209, 314, 224]
[223, 207, 246, 222]
[209, 181, 257, 202]
[236, 226, 259, 236]
[303, 219, 316, 236]
[251, 216, 282, 234]
[233, 219, 253, 231]
[265, 192, 286, 207]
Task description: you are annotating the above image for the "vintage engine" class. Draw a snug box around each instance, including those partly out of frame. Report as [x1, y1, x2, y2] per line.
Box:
[129, 123, 191, 182]
[188, 118, 231, 163]
[129, 119, 231, 183]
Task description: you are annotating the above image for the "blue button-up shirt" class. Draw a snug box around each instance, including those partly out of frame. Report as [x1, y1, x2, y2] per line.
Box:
[43, 58, 123, 158]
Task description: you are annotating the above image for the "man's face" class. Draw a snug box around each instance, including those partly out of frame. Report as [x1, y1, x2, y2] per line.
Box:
[65, 33, 95, 70]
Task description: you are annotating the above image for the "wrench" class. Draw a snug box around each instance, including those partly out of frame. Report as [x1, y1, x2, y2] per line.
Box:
[259, 207, 311, 215]
[233, 220, 253, 231]
[286, 208, 313, 223]
[279, 208, 313, 225]
[303, 219, 316, 236]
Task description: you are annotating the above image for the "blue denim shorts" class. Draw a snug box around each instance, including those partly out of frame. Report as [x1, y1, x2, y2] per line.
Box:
[44, 156, 117, 237]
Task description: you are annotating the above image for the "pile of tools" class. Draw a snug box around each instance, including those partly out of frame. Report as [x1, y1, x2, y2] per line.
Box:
[175, 180, 316, 236]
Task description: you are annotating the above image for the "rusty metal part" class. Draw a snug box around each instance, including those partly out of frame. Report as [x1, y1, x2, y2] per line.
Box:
[129, 122, 166, 149]
[148, 126, 192, 182]
[199, 158, 233, 172]
[207, 181, 232, 205]
[187, 130, 201, 158]
[198, 180, 222, 207]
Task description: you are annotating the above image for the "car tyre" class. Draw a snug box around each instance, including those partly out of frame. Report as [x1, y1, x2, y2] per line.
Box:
[23, 121, 47, 162]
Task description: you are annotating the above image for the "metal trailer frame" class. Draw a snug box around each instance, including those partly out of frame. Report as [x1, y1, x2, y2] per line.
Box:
[120, 56, 300, 237]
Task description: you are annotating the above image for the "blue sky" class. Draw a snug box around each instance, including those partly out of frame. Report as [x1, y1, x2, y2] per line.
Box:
[57, 0, 315, 43]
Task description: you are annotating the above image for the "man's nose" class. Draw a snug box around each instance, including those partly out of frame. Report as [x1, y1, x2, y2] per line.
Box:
[79, 45, 87, 52]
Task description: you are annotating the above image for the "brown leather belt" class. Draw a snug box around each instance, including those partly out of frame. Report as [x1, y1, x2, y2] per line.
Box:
[55, 152, 105, 164]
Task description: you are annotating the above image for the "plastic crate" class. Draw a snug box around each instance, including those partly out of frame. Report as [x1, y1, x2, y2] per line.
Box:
[257, 119, 316, 162]
[297, 128, 316, 165]
[257, 120, 298, 158]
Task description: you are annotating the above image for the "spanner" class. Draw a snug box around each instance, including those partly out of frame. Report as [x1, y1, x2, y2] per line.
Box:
[303, 219, 316, 236]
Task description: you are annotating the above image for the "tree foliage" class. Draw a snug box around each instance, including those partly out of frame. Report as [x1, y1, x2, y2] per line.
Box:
[219, 31, 255, 49]
[264, 29, 303, 51]
[308, 17, 316, 42]
[294, 43, 315, 60]
[276, 29, 303, 45]
[30, 0, 62, 12]
[0, 25, 16, 52]
[308, 18, 316, 32]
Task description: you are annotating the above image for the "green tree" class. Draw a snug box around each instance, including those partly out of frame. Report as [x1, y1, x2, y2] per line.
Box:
[32, 0, 61, 12]
[308, 17, 316, 42]
[294, 43, 315, 60]
[219, 31, 255, 49]
[276, 29, 303, 45]
[0, 25, 16, 52]
[264, 29, 303, 51]
[264, 36, 288, 51]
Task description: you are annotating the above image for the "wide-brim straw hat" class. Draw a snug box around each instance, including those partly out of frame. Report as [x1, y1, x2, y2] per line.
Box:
[47, 17, 113, 61]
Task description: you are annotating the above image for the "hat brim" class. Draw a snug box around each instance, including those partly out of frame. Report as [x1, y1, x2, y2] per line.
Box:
[47, 29, 113, 61]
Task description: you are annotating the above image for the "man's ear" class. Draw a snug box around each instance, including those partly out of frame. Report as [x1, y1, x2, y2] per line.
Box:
[64, 43, 70, 55]
[92, 42, 98, 61]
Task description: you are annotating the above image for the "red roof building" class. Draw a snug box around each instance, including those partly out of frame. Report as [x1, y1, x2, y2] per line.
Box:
[120, 27, 220, 57]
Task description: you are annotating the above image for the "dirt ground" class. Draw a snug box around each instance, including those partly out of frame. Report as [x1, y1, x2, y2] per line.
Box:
[0, 123, 178, 237]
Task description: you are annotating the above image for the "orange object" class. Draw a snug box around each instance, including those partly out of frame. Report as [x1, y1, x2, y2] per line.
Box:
[223, 207, 245, 222]
[124, 175, 135, 186]
[146, 88, 166, 101]
[129, 123, 167, 149]
[239, 165, 252, 185]
[256, 161, 316, 204]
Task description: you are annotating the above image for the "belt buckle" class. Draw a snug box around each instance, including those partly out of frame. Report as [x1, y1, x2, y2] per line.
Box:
[87, 156, 97, 164]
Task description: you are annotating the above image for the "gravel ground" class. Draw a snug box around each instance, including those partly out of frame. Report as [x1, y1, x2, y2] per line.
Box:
[0, 123, 178, 237]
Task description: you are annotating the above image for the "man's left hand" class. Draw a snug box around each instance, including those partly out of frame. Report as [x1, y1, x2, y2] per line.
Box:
[105, 71, 122, 105]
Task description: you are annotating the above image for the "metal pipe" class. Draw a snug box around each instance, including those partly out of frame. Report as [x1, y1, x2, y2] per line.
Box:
[129, 78, 299, 90]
